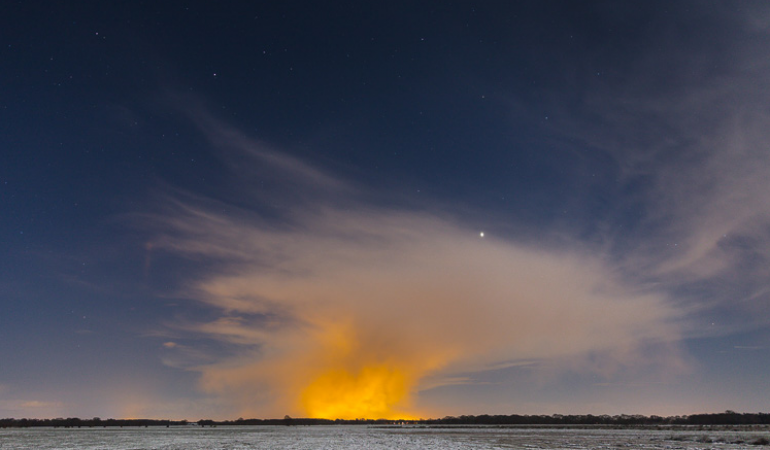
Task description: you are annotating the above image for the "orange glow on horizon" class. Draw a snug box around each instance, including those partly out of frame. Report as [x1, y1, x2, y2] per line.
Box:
[300, 364, 416, 420]
[284, 319, 449, 420]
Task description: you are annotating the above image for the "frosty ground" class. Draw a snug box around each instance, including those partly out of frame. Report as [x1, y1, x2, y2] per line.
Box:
[2, 424, 770, 449]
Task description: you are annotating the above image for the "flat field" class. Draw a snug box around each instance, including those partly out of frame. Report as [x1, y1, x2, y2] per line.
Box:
[1, 424, 769, 449]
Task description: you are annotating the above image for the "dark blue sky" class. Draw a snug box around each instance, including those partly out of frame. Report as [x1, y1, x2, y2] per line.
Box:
[2, 1, 770, 419]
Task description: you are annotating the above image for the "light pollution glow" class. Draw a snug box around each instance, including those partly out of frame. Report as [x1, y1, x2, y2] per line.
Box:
[301, 365, 412, 420]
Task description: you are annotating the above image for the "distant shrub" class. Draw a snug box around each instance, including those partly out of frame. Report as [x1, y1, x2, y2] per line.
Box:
[750, 436, 770, 445]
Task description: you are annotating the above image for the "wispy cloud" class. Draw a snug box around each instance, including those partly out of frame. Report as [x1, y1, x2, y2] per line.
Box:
[538, 4, 770, 331]
[146, 109, 688, 418]
[179, 99, 350, 198]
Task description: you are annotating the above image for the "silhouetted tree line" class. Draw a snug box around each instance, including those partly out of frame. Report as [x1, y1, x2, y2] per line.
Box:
[219, 416, 405, 426]
[2, 411, 769, 428]
[0, 417, 187, 428]
[426, 411, 770, 426]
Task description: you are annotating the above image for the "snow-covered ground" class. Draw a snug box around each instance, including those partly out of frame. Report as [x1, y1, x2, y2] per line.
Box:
[1, 425, 769, 449]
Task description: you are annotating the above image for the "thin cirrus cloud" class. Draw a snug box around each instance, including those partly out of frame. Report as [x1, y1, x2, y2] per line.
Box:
[145, 112, 688, 418]
[548, 9, 770, 332]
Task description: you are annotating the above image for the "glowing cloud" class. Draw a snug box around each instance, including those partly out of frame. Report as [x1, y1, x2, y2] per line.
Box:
[142, 110, 688, 419]
[149, 195, 684, 417]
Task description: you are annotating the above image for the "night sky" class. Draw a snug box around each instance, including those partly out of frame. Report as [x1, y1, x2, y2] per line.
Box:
[3, 1, 770, 420]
